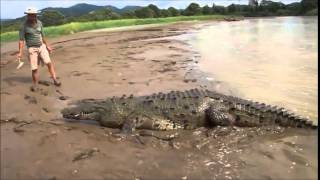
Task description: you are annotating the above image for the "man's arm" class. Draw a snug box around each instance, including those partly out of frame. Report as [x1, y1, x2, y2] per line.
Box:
[40, 21, 53, 53]
[17, 40, 24, 59]
[18, 24, 25, 59]
[42, 37, 53, 53]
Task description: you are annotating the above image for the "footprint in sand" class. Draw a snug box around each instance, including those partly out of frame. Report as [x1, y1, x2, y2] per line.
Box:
[39, 80, 51, 86]
[59, 96, 69, 101]
[1, 92, 11, 95]
[70, 71, 91, 77]
[24, 95, 37, 104]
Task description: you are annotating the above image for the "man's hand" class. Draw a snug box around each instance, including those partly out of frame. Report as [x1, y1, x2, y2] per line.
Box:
[17, 52, 22, 59]
[46, 45, 53, 53]
[18, 40, 24, 59]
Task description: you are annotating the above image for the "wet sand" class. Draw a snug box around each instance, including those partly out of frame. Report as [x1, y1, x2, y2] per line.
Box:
[1, 21, 318, 179]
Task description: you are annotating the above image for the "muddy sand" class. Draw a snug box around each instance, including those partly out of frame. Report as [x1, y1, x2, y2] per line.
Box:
[1, 21, 318, 180]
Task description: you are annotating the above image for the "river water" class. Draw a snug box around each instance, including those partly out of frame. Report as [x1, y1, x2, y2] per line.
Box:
[192, 17, 318, 124]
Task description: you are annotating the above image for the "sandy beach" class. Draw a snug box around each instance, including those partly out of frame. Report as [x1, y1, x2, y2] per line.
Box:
[1, 20, 317, 179]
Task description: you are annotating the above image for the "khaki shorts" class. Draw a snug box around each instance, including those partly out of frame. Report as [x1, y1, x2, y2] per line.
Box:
[28, 44, 51, 70]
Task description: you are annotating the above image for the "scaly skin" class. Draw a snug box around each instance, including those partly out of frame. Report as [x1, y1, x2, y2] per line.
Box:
[61, 88, 317, 132]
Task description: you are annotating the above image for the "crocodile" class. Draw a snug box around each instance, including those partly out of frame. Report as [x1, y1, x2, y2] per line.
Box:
[61, 88, 317, 133]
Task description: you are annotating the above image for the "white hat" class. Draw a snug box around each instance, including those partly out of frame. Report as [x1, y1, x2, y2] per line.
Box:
[24, 7, 39, 14]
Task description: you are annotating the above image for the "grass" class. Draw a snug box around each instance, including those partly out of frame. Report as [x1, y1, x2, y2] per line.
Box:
[0, 15, 228, 42]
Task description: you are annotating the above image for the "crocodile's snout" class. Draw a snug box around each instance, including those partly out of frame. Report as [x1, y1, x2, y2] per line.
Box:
[61, 106, 99, 121]
[61, 108, 80, 119]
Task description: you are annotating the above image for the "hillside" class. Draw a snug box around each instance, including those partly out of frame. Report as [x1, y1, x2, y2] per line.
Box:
[41, 3, 142, 17]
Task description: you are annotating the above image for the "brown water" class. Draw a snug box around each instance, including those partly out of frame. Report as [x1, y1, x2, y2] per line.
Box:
[193, 17, 318, 124]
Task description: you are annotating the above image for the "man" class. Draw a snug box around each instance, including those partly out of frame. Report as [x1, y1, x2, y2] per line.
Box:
[17, 7, 61, 91]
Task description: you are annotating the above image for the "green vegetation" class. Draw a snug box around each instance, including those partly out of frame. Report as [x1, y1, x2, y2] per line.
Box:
[1, 15, 225, 42]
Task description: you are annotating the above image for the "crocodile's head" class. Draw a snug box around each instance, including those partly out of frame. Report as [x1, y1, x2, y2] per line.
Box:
[61, 99, 125, 128]
[61, 101, 105, 121]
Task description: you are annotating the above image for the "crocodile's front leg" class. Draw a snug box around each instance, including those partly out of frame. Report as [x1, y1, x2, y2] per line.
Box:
[121, 112, 180, 134]
[205, 103, 235, 126]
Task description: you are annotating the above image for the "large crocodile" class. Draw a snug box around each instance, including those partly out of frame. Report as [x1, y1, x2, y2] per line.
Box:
[61, 88, 317, 132]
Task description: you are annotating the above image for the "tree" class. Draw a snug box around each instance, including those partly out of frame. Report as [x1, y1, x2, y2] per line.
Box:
[202, 5, 212, 15]
[286, 2, 302, 15]
[259, 0, 285, 13]
[148, 4, 161, 17]
[301, 0, 318, 13]
[74, 8, 120, 22]
[227, 4, 237, 13]
[183, 3, 202, 16]
[212, 5, 226, 14]
[134, 7, 155, 18]
[39, 10, 65, 26]
[92, 8, 120, 20]
[168, 7, 180, 16]
[122, 11, 136, 19]
[160, 9, 171, 17]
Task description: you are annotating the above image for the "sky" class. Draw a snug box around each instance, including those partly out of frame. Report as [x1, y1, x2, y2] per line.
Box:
[1, 0, 300, 19]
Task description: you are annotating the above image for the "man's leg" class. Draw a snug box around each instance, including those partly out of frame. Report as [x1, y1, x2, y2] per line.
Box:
[46, 62, 61, 86]
[40, 44, 61, 86]
[31, 69, 39, 85]
[28, 47, 40, 91]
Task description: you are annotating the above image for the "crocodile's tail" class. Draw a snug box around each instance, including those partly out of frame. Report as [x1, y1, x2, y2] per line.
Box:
[225, 98, 317, 129]
[176, 88, 317, 129]
[140, 88, 317, 129]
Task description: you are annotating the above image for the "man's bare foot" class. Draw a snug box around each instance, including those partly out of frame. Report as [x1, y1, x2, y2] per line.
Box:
[53, 79, 61, 87]
[30, 85, 39, 92]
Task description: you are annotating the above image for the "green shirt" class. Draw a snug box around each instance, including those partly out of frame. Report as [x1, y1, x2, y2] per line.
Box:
[19, 20, 45, 48]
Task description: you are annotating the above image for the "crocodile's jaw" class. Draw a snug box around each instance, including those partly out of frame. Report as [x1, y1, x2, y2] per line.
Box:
[61, 107, 101, 121]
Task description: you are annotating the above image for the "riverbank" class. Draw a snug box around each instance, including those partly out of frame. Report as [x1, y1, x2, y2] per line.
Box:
[1, 15, 230, 42]
[1, 20, 317, 179]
